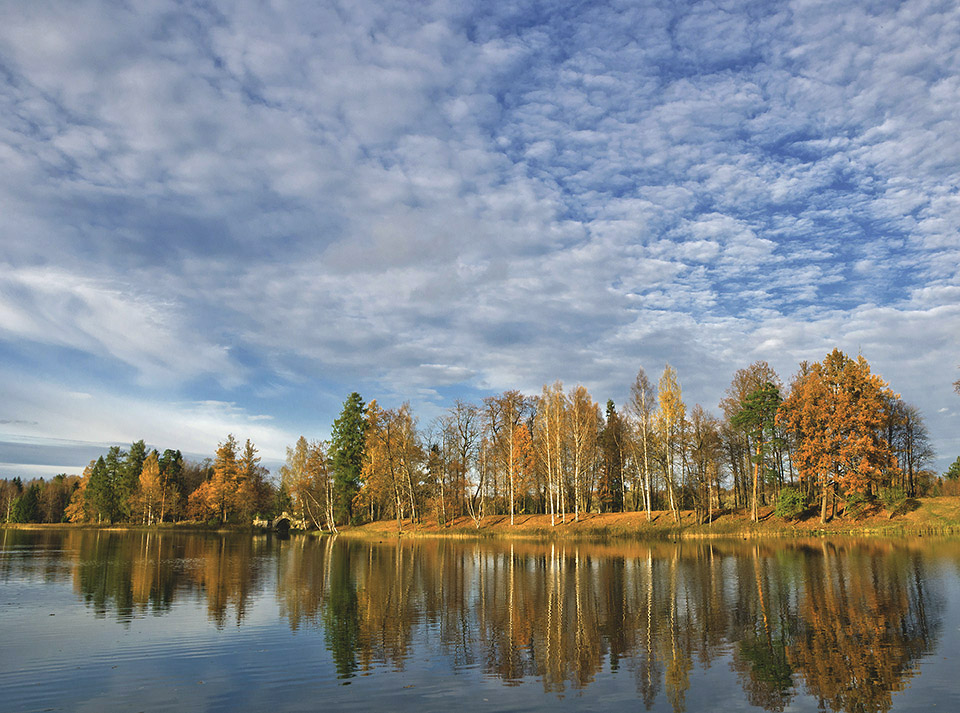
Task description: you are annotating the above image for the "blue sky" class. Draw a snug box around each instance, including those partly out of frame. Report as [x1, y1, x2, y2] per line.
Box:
[1, 0, 958, 476]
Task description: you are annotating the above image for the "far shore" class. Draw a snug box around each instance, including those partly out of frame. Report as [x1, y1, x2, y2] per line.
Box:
[336, 496, 960, 540]
[6, 496, 960, 539]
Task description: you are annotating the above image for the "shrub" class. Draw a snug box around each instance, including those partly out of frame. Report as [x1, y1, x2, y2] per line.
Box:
[844, 491, 870, 519]
[879, 486, 907, 517]
[774, 487, 806, 520]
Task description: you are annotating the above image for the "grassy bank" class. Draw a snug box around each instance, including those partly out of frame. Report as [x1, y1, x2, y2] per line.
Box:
[336, 496, 960, 540]
[6, 497, 960, 540]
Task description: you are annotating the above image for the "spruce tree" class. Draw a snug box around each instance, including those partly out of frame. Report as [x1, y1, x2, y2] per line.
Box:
[599, 400, 624, 513]
[330, 392, 366, 525]
[10, 483, 40, 523]
[87, 456, 118, 523]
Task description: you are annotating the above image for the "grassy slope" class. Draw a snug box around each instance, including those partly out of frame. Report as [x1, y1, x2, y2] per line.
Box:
[339, 496, 960, 540]
[6, 498, 960, 539]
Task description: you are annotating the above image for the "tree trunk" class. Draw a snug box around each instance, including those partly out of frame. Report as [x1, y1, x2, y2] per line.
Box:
[820, 478, 829, 523]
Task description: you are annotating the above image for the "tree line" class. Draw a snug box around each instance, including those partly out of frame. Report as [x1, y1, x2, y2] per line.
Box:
[1, 436, 276, 525]
[280, 348, 951, 530]
[2, 347, 955, 526]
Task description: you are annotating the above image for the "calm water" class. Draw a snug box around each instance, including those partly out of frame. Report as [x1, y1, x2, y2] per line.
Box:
[2, 530, 960, 713]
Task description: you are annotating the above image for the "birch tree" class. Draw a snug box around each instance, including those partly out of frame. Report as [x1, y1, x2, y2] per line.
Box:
[569, 386, 599, 520]
[658, 365, 685, 523]
[484, 390, 534, 525]
[628, 367, 656, 519]
[534, 381, 567, 526]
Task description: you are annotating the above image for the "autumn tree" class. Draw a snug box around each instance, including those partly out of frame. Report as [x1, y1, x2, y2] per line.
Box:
[359, 401, 424, 529]
[657, 365, 685, 523]
[394, 403, 425, 523]
[468, 435, 494, 528]
[533, 381, 567, 526]
[511, 422, 536, 514]
[237, 439, 273, 522]
[567, 386, 600, 518]
[190, 435, 240, 523]
[137, 451, 163, 524]
[39, 473, 76, 523]
[281, 436, 334, 530]
[280, 436, 310, 520]
[212, 435, 241, 523]
[65, 467, 91, 523]
[425, 441, 447, 525]
[484, 390, 536, 525]
[778, 350, 901, 522]
[627, 367, 656, 519]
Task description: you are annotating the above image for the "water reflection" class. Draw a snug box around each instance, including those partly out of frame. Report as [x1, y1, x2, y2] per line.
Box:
[0, 529, 947, 713]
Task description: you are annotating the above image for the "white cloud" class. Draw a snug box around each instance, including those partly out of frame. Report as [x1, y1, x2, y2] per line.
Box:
[0, 0, 959, 470]
[0, 371, 297, 465]
[0, 264, 238, 385]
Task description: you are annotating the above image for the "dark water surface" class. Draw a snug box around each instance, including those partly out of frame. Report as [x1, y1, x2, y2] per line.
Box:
[2, 530, 960, 713]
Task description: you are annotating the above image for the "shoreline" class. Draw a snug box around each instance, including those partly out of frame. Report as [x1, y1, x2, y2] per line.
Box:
[334, 497, 960, 540]
[6, 496, 960, 540]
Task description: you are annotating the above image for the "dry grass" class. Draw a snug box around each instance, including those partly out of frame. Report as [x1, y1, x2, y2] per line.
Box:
[7, 497, 960, 540]
[338, 497, 960, 541]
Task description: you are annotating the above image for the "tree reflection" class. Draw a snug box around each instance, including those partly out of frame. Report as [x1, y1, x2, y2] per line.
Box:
[324, 540, 361, 678]
[2, 530, 946, 712]
[1, 529, 269, 625]
[786, 542, 936, 713]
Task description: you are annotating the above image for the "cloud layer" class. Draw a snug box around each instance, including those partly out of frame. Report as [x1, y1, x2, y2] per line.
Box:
[1, 0, 958, 471]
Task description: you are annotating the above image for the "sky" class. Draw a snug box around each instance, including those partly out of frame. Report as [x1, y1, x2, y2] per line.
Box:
[1, 0, 958, 477]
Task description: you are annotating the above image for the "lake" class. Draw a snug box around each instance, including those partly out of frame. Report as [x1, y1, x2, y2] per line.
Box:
[2, 529, 959, 713]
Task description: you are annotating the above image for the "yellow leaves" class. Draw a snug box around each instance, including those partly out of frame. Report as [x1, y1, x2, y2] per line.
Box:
[136, 451, 163, 524]
[139, 452, 161, 498]
[658, 364, 685, 428]
[360, 399, 421, 519]
[64, 468, 90, 523]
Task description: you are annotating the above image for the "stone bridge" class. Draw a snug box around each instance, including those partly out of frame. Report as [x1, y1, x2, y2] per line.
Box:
[253, 512, 308, 531]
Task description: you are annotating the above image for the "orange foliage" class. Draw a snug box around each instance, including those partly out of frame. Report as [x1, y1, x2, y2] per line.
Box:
[778, 350, 901, 506]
